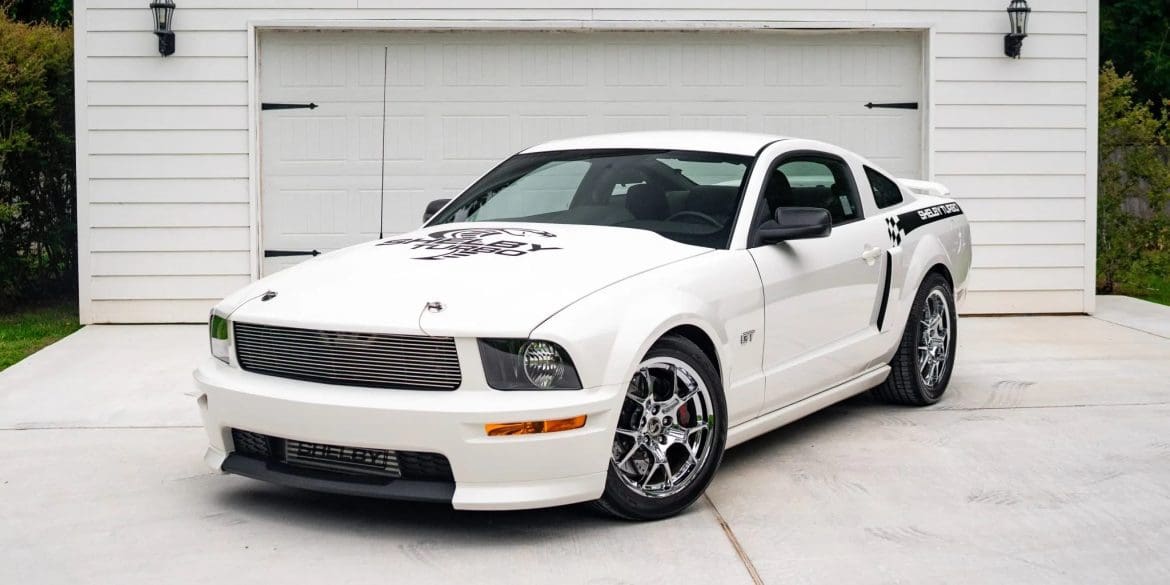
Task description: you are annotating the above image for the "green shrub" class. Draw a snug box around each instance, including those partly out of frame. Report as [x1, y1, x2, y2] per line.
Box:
[0, 14, 75, 306]
[1097, 63, 1170, 294]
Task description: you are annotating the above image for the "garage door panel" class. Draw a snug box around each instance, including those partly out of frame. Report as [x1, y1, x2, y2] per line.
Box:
[838, 44, 921, 87]
[273, 116, 348, 162]
[369, 115, 428, 161]
[272, 42, 348, 88]
[834, 114, 919, 176]
[264, 189, 351, 239]
[260, 30, 923, 275]
[377, 188, 430, 235]
[518, 115, 594, 147]
[678, 115, 751, 132]
[323, 87, 922, 107]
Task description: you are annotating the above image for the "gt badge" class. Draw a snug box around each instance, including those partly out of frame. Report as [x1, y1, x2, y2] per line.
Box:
[740, 330, 755, 345]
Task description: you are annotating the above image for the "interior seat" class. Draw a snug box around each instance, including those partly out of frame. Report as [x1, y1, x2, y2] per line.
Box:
[789, 186, 835, 210]
[625, 183, 669, 220]
[684, 186, 740, 219]
[763, 171, 793, 216]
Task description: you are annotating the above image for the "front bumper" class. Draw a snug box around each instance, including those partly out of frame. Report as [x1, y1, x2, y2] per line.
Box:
[194, 358, 623, 510]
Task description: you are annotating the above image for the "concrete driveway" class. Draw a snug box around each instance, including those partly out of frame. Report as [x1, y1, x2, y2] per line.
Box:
[3, 297, 1169, 584]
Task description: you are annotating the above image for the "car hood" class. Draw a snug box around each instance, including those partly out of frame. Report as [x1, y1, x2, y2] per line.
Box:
[223, 222, 711, 337]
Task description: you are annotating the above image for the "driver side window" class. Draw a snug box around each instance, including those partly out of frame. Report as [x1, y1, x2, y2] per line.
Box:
[762, 156, 862, 226]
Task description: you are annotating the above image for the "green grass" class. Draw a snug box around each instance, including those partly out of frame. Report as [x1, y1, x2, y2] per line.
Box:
[1112, 272, 1170, 306]
[0, 301, 81, 371]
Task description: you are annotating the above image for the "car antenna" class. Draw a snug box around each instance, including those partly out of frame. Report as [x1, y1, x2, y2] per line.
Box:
[378, 45, 388, 240]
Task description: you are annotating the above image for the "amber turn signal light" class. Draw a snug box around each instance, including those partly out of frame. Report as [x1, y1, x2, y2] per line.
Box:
[485, 415, 587, 436]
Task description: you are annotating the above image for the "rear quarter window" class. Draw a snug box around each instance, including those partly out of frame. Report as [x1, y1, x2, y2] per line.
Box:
[865, 166, 904, 209]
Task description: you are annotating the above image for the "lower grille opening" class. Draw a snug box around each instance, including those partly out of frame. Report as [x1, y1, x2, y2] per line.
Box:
[231, 429, 454, 482]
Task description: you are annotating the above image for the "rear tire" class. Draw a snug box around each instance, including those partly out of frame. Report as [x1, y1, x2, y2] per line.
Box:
[871, 272, 957, 406]
[594, 335, 727, 521]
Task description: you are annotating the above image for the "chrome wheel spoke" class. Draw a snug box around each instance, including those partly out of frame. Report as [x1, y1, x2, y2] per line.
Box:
[611, 357, 715, 499]
[917, 289, 952, 388]
[618, 442, 642, 466]
[641, 463, 660, 489]
[639, 367, 654, 395]
[670, 364, 679, 399]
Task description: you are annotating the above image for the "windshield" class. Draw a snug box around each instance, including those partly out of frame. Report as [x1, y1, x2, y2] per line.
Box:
[428, 149, 754, 249]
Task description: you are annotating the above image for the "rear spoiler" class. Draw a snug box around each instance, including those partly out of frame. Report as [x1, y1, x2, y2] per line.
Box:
[898, 178, 950, 198]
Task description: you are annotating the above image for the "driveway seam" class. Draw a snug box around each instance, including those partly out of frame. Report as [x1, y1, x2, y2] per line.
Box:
[1089, 315, 1170, 341]
[926, 400, 1170, 412]
[704, 493, 764, 585]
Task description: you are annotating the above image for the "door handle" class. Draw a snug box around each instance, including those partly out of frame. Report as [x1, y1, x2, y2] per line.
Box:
[861, 246, 883, 265]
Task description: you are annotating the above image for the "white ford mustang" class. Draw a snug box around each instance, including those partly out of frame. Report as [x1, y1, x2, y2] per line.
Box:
[195, 131, 971, 520]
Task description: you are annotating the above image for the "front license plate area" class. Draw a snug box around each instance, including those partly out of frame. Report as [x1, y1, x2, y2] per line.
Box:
[284, 439, 402, 478]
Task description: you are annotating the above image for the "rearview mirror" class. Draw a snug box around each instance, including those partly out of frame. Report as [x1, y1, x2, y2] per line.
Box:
[756, 207, 832, 245]
[423, 198, 451, 222]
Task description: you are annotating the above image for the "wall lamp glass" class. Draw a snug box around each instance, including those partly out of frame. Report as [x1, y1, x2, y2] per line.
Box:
[1004, 0, 1030, 59]
[150, 0, 176, 56]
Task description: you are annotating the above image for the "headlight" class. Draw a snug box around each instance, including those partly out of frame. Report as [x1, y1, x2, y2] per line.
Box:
[209, 311, 230, 364]
[478, 339, 582, 390]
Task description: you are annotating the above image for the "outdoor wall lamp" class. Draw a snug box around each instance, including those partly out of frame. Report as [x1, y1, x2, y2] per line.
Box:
[150, 0, 176, 57]
[1004, 0, 1030, 59]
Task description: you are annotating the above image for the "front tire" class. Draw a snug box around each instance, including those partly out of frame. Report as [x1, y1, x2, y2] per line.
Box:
[594, 335, 728, 521]
[871, 272, 957, 406]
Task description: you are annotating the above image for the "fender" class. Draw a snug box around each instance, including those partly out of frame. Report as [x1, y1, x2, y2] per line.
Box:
[534, 283, 730, 389]
[902, 232, 955, 305]
[533, 251, 766, 426]
[876, 212, 964, 364]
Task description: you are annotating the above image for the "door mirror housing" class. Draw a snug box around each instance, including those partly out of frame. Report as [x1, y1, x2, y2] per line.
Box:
[423, 198, 451, 222]
[756, 207, 832, 245]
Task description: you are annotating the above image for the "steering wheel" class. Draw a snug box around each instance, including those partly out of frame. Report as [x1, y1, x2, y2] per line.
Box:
[665, 211, 722, 228]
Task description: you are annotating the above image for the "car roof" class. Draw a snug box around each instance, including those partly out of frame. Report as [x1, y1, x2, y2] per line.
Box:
[520, 130, 789, 157]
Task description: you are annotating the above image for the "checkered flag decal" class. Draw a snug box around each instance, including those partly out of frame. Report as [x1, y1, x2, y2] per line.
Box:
[885, 216, 904, 247]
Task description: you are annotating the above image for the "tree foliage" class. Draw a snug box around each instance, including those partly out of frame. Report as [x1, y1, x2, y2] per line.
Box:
[0, 14, 75, 304]
[1097, 63, 1170, 293]
[1102, 0, 1170, 107]
[1, 0, 71, 28]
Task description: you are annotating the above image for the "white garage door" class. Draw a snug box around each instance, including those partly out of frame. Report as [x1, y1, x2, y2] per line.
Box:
[259, 30, 923, 274]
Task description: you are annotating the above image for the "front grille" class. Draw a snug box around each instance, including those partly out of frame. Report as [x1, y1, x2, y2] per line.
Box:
[232, 322, 461, 390]
[231, 429, 453, 481]
[285, 438, 400, 478]
[397, 451, 456, 481]
[232, 428, 271, 458]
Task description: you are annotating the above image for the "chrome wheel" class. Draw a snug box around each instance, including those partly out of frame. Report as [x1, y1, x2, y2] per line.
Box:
[917, 289, 953, 388]
[611, 357, 715, 498]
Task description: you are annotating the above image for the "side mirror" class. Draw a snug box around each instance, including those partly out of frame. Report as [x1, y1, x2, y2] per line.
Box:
[756, 207, 832, 245]
[422, 198, 451, 222]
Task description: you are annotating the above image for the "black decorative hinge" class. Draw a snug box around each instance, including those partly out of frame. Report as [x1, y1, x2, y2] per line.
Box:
[261, 102, 318, 111]
[864, 102, 919, 110]
[264, 249, 321, 258]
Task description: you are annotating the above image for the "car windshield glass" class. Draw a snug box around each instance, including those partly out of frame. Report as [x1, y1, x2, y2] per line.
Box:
[428, 149, 753, 249]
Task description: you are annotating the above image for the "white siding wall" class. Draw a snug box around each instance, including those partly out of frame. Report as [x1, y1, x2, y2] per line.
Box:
[75, 0, 1097, 323]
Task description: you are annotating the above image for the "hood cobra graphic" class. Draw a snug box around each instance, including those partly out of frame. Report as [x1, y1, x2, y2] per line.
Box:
[376, 227, 561, 261]
[223, 222, 711, 337]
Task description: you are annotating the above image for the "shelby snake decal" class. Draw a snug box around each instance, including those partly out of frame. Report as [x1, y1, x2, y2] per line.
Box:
[885, 202, 963, 247]
[377, 227, 561, 261]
